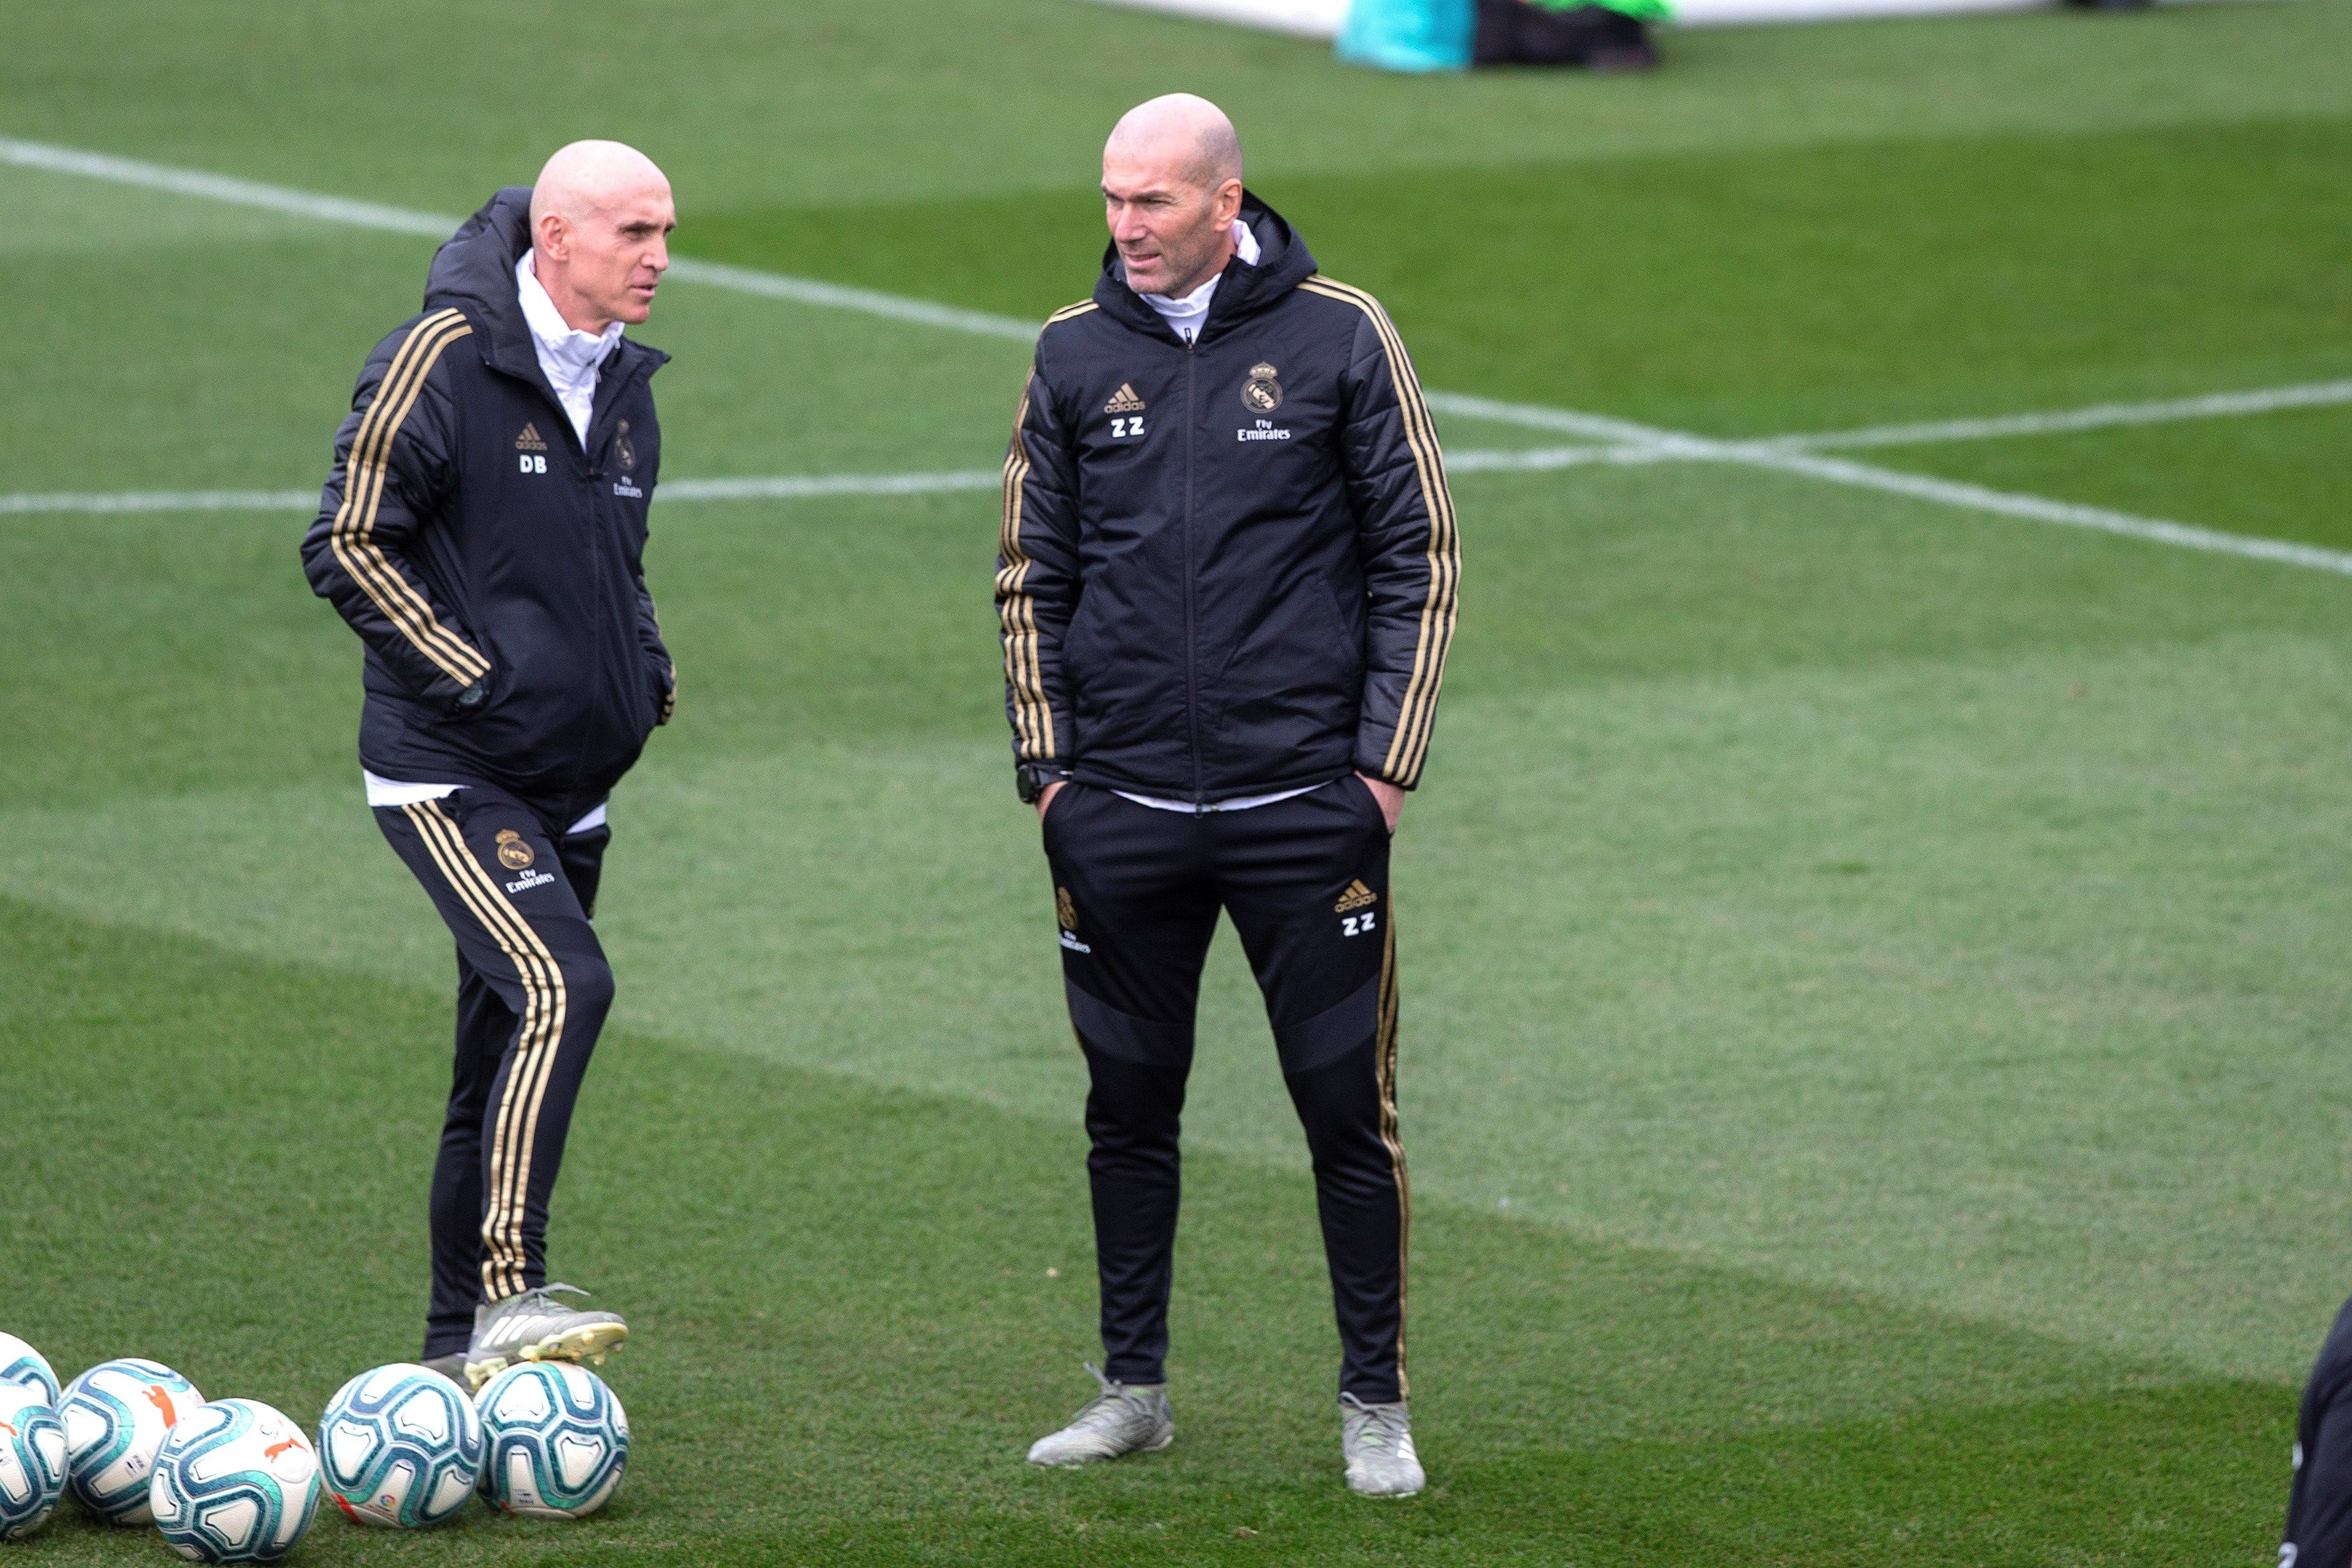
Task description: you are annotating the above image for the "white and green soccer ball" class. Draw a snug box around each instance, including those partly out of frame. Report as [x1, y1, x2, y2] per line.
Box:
[0, 1333, 59, 1406]
[0, 1383, 69, 1540]
[474, 1362, 628, 1518]
[58, 1357, 203, 1525]
[149, 1397, 321, 1564]
[317, 1364, 482, 1527]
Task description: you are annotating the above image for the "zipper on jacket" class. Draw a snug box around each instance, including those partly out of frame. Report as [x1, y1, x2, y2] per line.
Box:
[1181, 340, 1203, 807]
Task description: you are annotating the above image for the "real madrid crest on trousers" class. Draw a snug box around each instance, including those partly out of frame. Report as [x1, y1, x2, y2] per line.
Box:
[373, 784, 616, 1357]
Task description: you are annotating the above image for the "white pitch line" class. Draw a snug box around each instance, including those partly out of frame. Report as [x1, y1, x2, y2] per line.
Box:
[26, 134, 2340, 459]
[661, 469, 1000, 500]
[3, 458, 1634, 516]
[0, 138, 454, 236]
[0, 136, 1039, 342]
[0, 489, 316, 517]
[1770, 379, 2352, 452]
[1730, 447, 2352, 577]
[1437, 391, 2352, 577]
[0, 472, 1007, 517]
[10, 442, 2352, 582]
[1443, 443, 1653, 474]
[9, 135, 2349, 579]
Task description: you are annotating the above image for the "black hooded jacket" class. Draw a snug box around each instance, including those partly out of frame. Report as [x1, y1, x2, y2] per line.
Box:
[301, 188, 675, 831]
[996, 194, 1458, 804]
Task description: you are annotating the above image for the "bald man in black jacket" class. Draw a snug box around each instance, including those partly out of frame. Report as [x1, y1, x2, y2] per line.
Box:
[1000, 95, 1458, 1498]
[302, 140, 677, 1391]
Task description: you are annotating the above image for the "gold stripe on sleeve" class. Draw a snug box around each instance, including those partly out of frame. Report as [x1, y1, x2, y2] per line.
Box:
[330, 311, 492, 685]
[329, 315, 478, 676]
[997, 367, 1056, 760]
[1298, 279, 1460, 787]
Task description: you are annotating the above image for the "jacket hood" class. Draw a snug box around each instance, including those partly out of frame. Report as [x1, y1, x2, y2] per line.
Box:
[424, 187, 536, 370]
[1093, 190, 1318, 344]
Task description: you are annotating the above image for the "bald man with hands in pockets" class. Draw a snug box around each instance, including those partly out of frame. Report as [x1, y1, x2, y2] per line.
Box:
[302, 140, 678, 1391]
[998, 94, 1459, 1498]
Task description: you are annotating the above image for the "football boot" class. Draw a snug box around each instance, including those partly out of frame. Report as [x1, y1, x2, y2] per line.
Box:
[463, 1283, 626, 1389]
[1340, 1392, 1425, 1497]
[1025, 1364, 1173, 1466]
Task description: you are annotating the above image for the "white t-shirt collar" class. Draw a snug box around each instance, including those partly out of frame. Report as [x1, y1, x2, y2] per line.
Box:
[1136, 218, 1261, 344]
[514, 251, 623, 444]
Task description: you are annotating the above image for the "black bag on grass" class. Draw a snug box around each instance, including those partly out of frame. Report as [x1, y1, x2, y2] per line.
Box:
[1473, 0, 1659, 67]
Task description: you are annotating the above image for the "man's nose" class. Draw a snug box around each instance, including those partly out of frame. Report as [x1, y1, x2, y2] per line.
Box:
[647, 236, 669, 273]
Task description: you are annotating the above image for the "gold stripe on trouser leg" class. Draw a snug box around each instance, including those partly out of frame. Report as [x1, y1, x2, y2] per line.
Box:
[1375, 906, 1410, 1397]
[403, 801, 554, 1301]
[400, 801, 546, 1298]
[407, 801, 569, 1301]
[417, 801, 569, 1301]
[419, 801, 572, 1302]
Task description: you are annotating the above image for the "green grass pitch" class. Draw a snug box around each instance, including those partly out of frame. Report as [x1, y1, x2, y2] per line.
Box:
[4, 0, 2351, 1560]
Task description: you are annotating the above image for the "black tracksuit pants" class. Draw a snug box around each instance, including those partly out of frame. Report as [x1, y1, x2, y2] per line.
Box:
[2285, 1294, 2352, 1567]
[1042, 776, 1410, 1404]
[373, 785, 615, 1359]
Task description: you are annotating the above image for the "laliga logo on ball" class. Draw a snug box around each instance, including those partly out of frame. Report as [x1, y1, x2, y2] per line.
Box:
[317, 1364, 483, 1528]
[149, 1398, 321, 1564]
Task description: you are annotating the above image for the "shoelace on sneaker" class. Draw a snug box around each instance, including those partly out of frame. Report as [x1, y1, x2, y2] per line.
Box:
[1340, 1392, 1409, 1456]
[1065, 1362, 1152, 1433]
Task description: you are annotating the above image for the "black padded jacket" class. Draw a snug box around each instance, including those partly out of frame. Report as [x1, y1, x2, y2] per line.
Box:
[300, 188, 675, 832]
[996, 194, 1459, 805]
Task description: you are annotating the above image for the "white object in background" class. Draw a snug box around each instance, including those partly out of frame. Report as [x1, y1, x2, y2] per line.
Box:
[1084, 0, 2233, 32]
[1672, 0, 2036, 23]
[1089, 0, 1350, 35]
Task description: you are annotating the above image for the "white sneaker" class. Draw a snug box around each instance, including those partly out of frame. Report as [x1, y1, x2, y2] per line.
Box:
[1341, 1392, 1425, 1497]
[463, 1283, 627, 1389]
[1026, 1364, 1174, 1466]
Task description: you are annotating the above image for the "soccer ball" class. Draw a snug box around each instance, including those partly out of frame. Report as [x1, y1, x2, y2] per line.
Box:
[58, 1357, 203, 1524]
[475, 1362, 628, 1518]
[149, 1398, 321, 1564]
[0, 1334, 58, 1405]
[317, 1364, 482, 1527]
[0, 1384, 69, 1539]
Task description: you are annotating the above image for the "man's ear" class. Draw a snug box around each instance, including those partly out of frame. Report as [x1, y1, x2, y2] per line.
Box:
[536, 212, 570, 264]
[1214, 178, 1244, 227]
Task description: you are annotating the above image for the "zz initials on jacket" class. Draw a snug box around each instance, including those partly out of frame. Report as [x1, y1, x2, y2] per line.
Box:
[1104, 382, 1148, 440]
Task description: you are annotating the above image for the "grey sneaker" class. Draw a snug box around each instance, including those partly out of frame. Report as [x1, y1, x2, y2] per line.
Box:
[463, 1283, 627, 1388]
[1025, 1364, 1173, 1466]
[1340, 1393, 1425, 1497]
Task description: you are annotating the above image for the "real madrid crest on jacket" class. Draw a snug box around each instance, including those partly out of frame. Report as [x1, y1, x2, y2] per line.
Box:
[997, 192, 1458, 804]
[301, 186, 676, 833]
